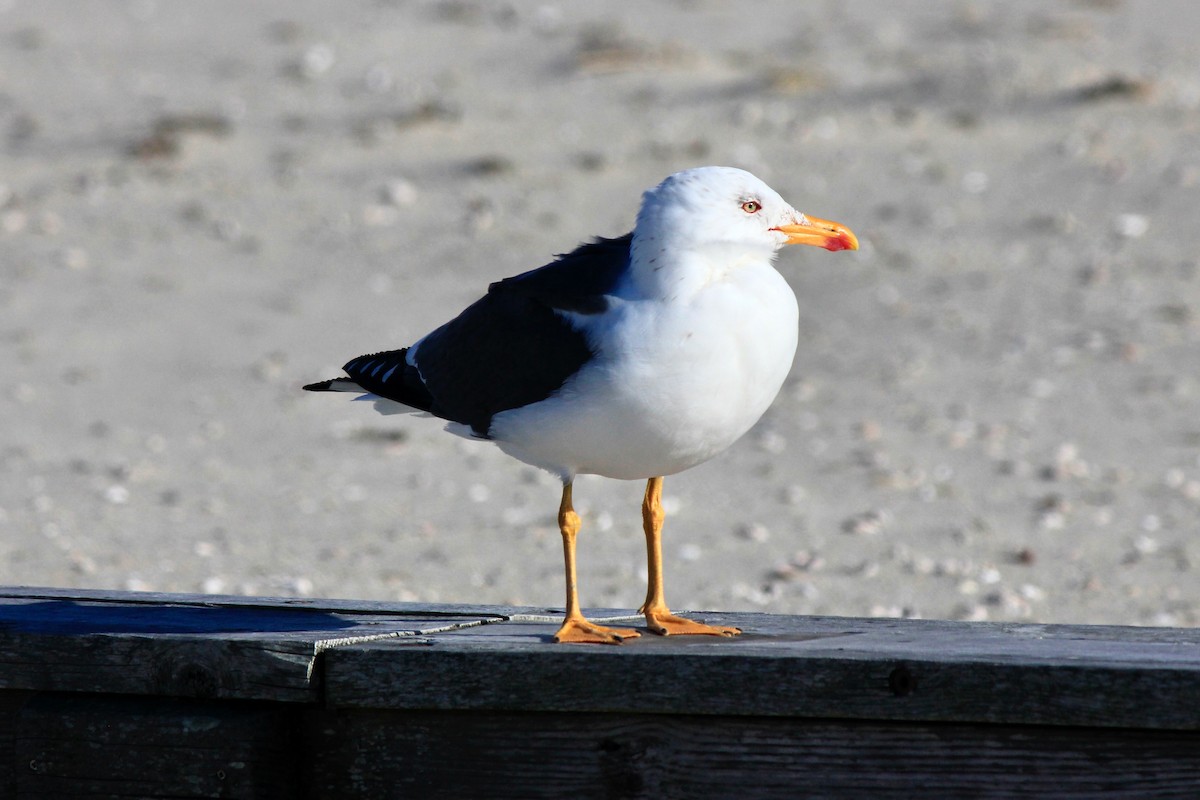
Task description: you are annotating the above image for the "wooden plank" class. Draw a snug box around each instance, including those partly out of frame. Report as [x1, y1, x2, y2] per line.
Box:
[303, 708, 1200, 799]
[0, 690, 32, 798]
[4, 587, 1199, 730]
[0, 588, 504, 702]
[0, 588, 1198, 797]
[0, 585, 532, 618]
[324, 611, 1200, 730]
[16, 693, 299, 799]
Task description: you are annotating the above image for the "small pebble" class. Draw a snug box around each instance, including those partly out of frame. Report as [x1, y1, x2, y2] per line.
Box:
[69, 551, 97, 575]
[1134, 534, 1160, 554]
[846, 560, 879, 578]
[769, 563, 799, 582]
[299, 43, 335, 79]
[956, 604, 989, 622]
[841, 509, 887, 535]
[1113, 213, 1149, 238]
[730, 581, 772, 607]
[934, 558, 970, 577]
[1038, 510, 1066, 530]
[1020, 584, 1046, 601]
[1074, 75, 1154, 103]
[791, 550, 823, 571]
[910, 556, 935, 576]
[383, 178, 419, 207]
[465, 156, 514, 177]
[465, 198, 495, 232]
[780, 484, 806, 506]
[104, 485, 130, 505]
[736, 522, 770, 542]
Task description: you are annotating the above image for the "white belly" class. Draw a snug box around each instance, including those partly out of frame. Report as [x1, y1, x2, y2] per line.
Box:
[490, 264, 799, 480]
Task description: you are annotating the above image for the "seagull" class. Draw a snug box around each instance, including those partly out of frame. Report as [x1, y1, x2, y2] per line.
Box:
[305, 166, 858, 644]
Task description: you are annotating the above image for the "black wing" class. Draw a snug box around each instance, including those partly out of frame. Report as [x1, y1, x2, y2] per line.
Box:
[488, 232, 632, 314]
[315, 233, 632, 438]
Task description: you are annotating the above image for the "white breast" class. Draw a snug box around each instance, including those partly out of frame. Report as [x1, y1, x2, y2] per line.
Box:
[489, 260, 799, 480]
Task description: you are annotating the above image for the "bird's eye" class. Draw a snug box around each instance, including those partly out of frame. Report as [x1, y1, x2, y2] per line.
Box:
[741, 201, 761, 214]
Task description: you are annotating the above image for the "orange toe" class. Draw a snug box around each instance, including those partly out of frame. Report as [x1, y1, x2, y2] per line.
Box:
[553, 616, 641, 645]
[643, 607, 740, 637]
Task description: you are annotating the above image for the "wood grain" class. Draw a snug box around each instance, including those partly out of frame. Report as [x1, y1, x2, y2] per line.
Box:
[303, 708, 1200, 799]
[0, 587, 1197, 798]
[16, 693, 298, 799]
[0, 588, 504, 702]
[324, 610, 1200, 730]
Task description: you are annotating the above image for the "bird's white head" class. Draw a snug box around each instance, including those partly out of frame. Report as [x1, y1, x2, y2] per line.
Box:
[633, 166, 858, 265]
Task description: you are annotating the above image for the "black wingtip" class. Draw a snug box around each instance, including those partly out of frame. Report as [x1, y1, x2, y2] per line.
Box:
[303, 379, 336, 392]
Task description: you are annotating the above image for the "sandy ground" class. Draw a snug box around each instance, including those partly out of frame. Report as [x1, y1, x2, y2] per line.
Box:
[2, 1, 1198, 627]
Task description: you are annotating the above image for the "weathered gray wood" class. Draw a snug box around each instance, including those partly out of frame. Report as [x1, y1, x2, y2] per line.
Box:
[16, 693, 300, 799]
[303, 708, 1200, 799]
[2, 587, 1199, 798]
[0, 690, 32, 798]
[324, 611, 1200, 730]
[0, 587, 505, 702]
[0, 585, 532, 618]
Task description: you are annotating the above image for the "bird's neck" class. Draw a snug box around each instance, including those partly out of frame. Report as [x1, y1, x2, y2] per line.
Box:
[629, 234, 777, 299]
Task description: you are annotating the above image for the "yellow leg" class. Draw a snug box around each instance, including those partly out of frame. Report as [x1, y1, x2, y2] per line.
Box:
[553, 482, 640, 645]
[638, 476, 741, 637]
